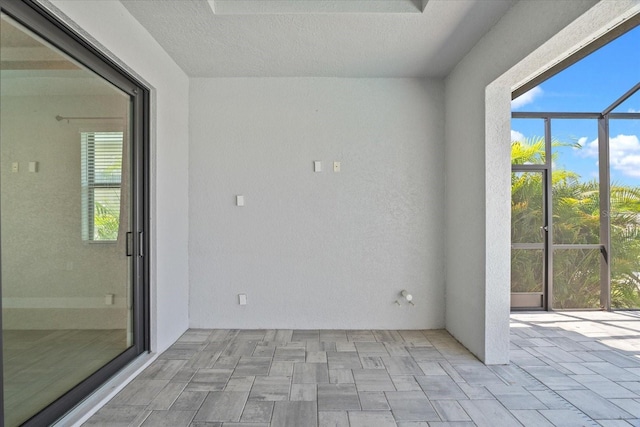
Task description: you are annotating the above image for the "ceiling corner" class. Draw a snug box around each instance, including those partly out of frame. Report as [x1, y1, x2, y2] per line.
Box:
[208, 0, 425, 15]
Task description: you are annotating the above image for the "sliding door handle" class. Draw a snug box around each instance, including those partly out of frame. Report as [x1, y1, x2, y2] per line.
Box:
[138, 231, 144, 257]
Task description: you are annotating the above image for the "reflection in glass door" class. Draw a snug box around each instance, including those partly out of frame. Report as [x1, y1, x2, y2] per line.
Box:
[1, 4, 147, 425]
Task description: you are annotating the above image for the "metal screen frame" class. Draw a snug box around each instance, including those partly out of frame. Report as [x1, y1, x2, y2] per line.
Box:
[511, 86, 640, 311]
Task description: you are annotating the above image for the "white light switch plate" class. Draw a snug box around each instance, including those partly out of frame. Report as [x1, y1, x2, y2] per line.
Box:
[236, 195, 244, 206]
[314, 161, 322, 172]
[238, 294, 247, 305]
[333, 161, 341, 172]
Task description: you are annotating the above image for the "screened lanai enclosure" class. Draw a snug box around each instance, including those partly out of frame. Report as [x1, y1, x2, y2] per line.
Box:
[511, 81, 640, 310]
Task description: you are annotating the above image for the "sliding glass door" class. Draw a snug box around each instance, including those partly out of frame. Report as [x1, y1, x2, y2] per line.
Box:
[1, 2, 148, 425]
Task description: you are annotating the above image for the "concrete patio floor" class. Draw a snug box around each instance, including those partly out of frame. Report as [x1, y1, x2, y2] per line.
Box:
[82, 311, 640, 426]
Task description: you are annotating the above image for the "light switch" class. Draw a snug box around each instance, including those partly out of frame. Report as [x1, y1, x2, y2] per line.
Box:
[29, 161, 38, 173]
[333, 161, 341, 172]
[238, 293, 247, 305]
[236, 195, 245, 206]
[11, 162, 19, 173]
[314, 161, 322, 172]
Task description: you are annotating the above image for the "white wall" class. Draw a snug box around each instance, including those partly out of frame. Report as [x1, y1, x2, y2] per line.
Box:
[46, 0, 190, 352]
[444, 0, 639, 363]
[36, 0, 639, 364]
[189, 78, 445, 329]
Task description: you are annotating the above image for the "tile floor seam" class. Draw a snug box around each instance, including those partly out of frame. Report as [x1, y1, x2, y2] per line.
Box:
[507, 363, 601, 427]
[133, 410, 151, 427]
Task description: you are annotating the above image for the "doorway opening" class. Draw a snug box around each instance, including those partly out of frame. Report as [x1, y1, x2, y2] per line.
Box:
[510, 24, 640, 311]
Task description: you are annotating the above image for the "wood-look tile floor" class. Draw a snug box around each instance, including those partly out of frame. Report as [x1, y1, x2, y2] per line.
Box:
[83, 312, 640, 426]
[3, 329, 128, 427]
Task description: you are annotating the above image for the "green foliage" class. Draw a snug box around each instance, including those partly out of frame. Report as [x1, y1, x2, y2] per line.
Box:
[94, 202, 119, 241]
[511, 136, 640, 308]
[511, 138, 546, 165]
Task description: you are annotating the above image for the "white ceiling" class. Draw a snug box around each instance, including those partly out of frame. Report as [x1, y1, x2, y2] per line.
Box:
[119, 0, 516, 78]
[0, 14, 124, 96]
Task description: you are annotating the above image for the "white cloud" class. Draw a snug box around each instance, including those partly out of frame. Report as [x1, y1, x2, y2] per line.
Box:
[582, 137, 599, 158]
[610, 135, 640, 178]
[573, 136, 589, 151]
[577, 134, 640, 179]
[615, 155, 640, 178]
[511, 130, 525, 142]
[512, 86, 543, 110]
[629, 108, 639, 113]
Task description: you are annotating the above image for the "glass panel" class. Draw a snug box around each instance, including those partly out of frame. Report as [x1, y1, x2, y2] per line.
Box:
[511, 171, 544, 243]
[553, 248, 601, 309]
[81, 131, 123, 242]
[511, 118, 546, 165]
[93, 187, 122, 241]
[609, 119, 640, 308]
[551, 119, 600, 244]
[511, 249, 544, 293]
[1, 14, 133, 426]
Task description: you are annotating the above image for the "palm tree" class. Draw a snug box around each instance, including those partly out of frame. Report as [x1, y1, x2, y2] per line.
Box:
[610, 185, 640, 308]
[511, 137, 640, 308]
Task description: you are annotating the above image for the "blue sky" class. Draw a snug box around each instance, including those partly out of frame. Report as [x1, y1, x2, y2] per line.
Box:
[511, 24, 640, 186]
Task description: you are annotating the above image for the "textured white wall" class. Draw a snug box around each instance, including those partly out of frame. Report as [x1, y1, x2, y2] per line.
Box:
[37, 0, 639, 365]
[47, 0, 190, 352]
[189, 78, 445, 329]
[444, 0, 638, 363]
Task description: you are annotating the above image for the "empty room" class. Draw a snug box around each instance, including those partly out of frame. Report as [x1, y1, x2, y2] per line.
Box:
[1, 0, 639, 425]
